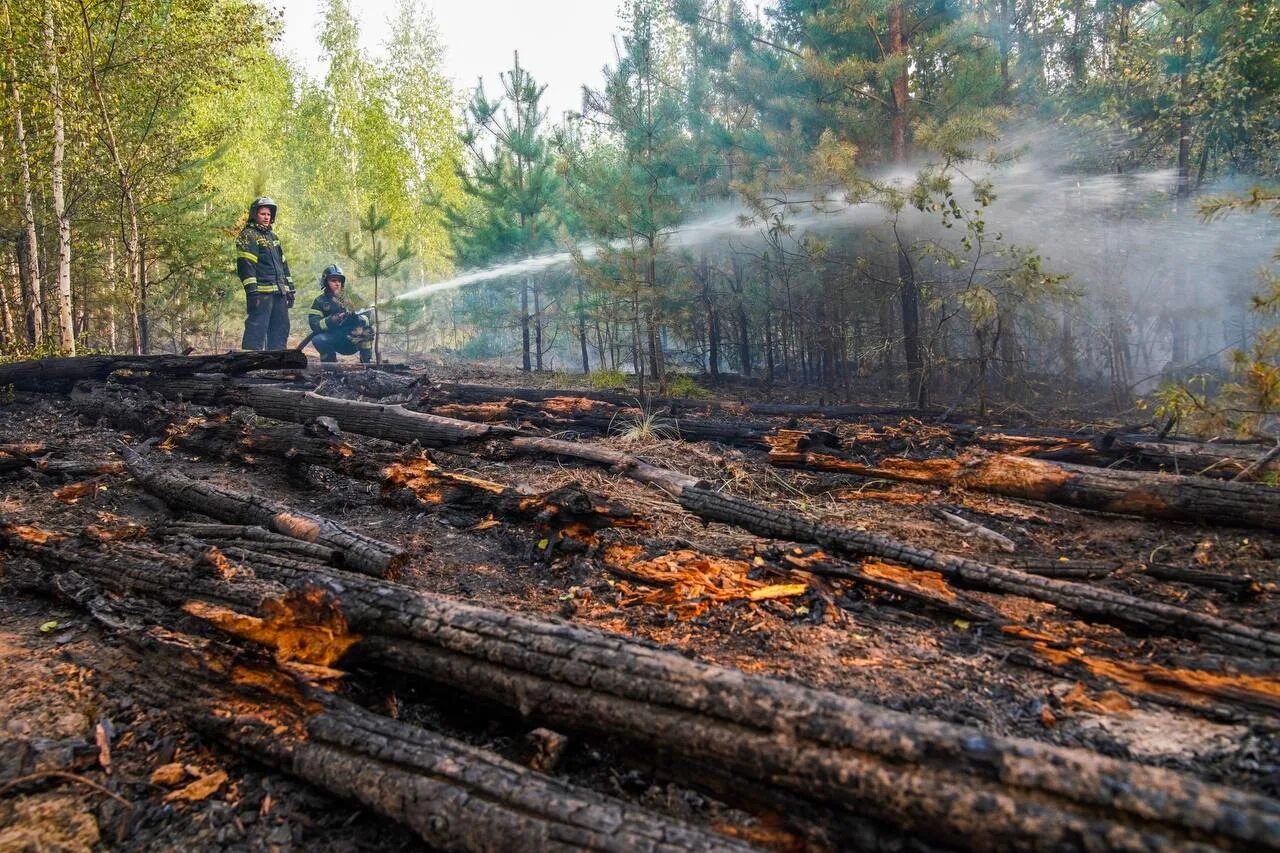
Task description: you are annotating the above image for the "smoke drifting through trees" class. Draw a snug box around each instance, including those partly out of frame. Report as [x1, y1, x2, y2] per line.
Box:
[1, 0, 1276, 416]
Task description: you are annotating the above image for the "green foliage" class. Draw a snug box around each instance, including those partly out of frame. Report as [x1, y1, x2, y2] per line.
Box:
[589, 368, 629, 390]
[1150, 187, 1280, 436]
[666, 374, 710, 399]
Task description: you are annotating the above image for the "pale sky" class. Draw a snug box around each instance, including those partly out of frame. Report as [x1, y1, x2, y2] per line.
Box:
[272, 0, 625, 121]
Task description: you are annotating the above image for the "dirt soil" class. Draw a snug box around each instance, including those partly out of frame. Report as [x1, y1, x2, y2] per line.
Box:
[1, 362, 1277, 851]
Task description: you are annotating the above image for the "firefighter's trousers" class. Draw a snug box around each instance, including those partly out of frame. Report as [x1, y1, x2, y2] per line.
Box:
[242, 290, 290, 351]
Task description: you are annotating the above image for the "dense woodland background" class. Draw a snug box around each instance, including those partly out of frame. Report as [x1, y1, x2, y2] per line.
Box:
[0, 0, 1277, 427]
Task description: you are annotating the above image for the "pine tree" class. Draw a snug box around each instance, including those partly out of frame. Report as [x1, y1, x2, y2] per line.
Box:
[450, 52, 562, 371]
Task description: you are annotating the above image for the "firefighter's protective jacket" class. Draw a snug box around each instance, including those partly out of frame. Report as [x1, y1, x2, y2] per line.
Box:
[235, 223, 294, 295]
[308, 291, 373, 343]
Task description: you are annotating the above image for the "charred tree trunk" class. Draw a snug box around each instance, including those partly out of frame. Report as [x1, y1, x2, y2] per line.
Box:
[119, 446, 404, 577]
[162, 419, 638, 543]
[0, 350, 306, 392]
[520, 280, 532, 372]
[767, 432, 1280, 532]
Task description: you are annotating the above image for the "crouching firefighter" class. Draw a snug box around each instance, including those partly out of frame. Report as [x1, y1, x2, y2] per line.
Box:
[235, 196, 296, 350]
[308, 264, 374, 363]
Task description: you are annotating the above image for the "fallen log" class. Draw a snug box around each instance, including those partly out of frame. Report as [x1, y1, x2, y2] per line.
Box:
[6, 526, 1278, 852]
[759, 546, 1004, 625]
[995, 556, 1120, 580]
[0, 350, 306, 393]
[426, 397, 833, 449]
[679, 485, 1280, 656]
[767, 430, 1280, 531]
[512, 436, 706, 495]
[1145, 564, 1263, 598]
[1001, 626, 1280, 719]
[10, 568, 748, 853]
[506, 437, 1280, 656]
[138, 380, 518, 447]
[164, 418, 640, 544]
[119, 445, 404, 577]
[438, 383, 941, 420]
[1098, 434, 1280, 480]
[162, 522, 340, 563]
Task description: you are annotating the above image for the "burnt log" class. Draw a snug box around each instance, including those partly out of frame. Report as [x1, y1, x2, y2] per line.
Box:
[995, 556, 1120, 580]
[241, 385, 520, 447]
[5, 526, 1278, 852]
[8, 567, 747, 853]
[0, 350, 305, 393]
[439, 383, 941, 420]
[756, 545, 1004, 625]
[427, 397, 829, 449]
[679, 484, 1280, 656]
[1099, 434, 1280, 480]
[502, 437, 1280, 656]
[767, 431, 1280, 531]
[119, 445, 404, 577]
[166, 419, 639, 541]
[511, 436, 706, 495]
[140, 381, 519, 448]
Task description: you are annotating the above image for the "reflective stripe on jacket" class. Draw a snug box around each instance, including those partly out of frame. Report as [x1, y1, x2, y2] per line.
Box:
[235, 223, 294, 294]
[308, 291, 373, 350]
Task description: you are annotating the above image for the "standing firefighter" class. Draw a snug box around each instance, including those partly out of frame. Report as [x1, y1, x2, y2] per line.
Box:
[235, 196, 295, 350]
[308, 264, 373, 363]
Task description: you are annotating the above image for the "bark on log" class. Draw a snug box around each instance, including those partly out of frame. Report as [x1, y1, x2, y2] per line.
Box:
[5, 526, 1278, 852]
[427, 397, 831, 449]
[767, 431, 1280, 531]
[134, 380, 518, 448]
[499, 436, 1280, 656]
[119, 445, 404, 577]
[166, 419, 639, 543]
[0, 350, 306, 392]
[1100, 434, 1280, 480]
[512, 436, 707, 495]
[756, 545, 1004, 625]
[439, 383, 941, 420]
[995, 556, 1120, 580]
[8, 566, 748, 853]
[679, 484, 1280, 657]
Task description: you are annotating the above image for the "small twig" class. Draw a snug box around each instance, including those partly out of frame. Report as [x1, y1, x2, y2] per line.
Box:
[0, 770, 132, 807]
[1231, 441, 1280, 483]
[930, 507, 1017, 553]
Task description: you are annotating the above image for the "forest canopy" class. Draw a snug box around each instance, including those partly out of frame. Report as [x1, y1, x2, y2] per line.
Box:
[1, 0, 1277, 422]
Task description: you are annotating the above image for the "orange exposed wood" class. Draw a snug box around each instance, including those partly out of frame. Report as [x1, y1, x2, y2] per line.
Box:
[541, 396, 619, 416]
[1003, 627, 1280, 714]
[2, 523, 61, 545]
[860, 561, 957, 601]
[602, 545, 806, 618]
[185, 585, 361, 668]
[431, 402, 516, 422]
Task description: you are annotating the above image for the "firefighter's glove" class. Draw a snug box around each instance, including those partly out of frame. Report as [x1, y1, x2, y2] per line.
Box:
[285, 289, 296, 309]
[329, 311, 347, 326]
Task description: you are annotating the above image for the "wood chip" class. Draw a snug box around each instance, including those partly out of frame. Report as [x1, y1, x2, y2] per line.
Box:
[164, 770, 228, 803]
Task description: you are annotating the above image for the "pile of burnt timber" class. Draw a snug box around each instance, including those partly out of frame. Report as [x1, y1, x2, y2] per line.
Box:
[3, 562, 748, 852]
[0, 349, 306, 393]
[434, 382, 939, 419]
[766, 430, 1280, 531]
[510, 437, 1280, 657]
[425, 395, 804, 448]
[6, 512, 1279, 852]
